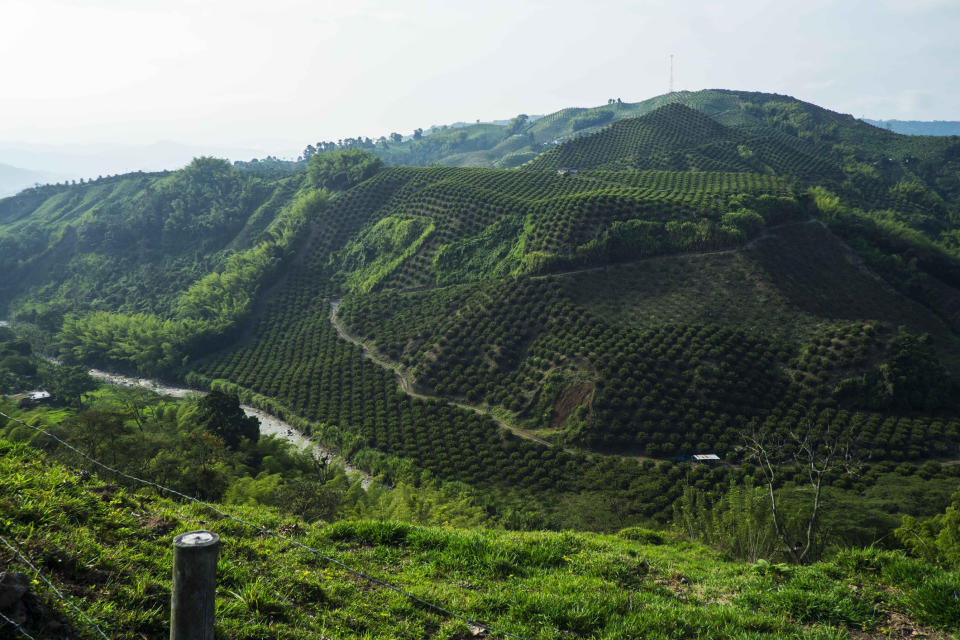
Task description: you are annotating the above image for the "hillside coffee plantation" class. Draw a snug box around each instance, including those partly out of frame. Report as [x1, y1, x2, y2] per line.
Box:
[1, 89, 960, 639]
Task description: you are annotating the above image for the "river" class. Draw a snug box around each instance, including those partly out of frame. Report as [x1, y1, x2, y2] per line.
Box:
[0, 335, 371, 486]
[84, 368, 372, 486]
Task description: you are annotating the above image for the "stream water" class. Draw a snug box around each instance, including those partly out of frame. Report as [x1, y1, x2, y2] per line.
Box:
[0, 323, 371, 487]
[80, 368, 371, 485]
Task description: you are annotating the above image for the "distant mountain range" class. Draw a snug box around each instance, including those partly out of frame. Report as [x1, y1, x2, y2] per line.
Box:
[0, 140, 276, 195]
[0, 162, 63, 198]
[2, 111, 954, 199]
[862, 119, 960, 136]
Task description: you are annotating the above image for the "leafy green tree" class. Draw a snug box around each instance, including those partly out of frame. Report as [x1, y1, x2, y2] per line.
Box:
[0, 354, 35, 377]
[45, 364, 97, 407]
[195, 389, 259, 449]
[506, 114, 529, 135]
[66, 409, 128, 466]
[897, 488, 960, 570]
[306, 149, 382, 191]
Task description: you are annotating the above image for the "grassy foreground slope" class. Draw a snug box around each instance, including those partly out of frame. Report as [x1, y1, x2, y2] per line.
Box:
[2, 439, 958, 640]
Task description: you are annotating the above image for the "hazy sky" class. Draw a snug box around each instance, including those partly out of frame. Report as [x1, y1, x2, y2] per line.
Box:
[2, 0, 958, 159]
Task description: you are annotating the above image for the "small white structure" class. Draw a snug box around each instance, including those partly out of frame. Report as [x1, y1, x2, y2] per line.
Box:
[13, 390, 51, 408]
[692, 454, 720, 462]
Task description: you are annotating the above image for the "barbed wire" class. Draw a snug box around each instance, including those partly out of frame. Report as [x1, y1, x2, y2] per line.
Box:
[0, 535, 110, 640]
[0, 409, 529, 640]
[0, 609, 37, 640]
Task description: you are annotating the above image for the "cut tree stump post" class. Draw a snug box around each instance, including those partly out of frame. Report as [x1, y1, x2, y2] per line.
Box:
[170, 530, 220, 640]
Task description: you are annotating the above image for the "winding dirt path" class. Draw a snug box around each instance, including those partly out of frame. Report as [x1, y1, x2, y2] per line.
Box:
[324, 224, 824, 459]
[329, 300, 556, 448]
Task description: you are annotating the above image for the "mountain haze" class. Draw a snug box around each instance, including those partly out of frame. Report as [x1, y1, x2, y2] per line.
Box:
[0, 162, 62, 198]
[863, 119, 960, 136]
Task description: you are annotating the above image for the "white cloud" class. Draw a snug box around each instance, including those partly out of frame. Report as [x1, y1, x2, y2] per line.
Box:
[882, 0, 956, 12]
[1, 0, 957, 151]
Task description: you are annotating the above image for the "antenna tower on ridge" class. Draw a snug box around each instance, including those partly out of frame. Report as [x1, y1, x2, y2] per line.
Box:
[669, 54, 674, 93]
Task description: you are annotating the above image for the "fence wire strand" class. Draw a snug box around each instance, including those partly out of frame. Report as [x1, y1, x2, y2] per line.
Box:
[0, 534, 110, 640]
[0, 608, 37, 640]
[0, 409, 528, 640]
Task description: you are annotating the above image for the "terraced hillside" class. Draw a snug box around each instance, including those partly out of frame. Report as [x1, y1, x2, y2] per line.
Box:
[178, 98, 960, 509]
[525, 103, 842, 182]
[192, 165, 787, 509]
[192, 189, 956, 512]
[335, 219, 960, 460]
[6, 90, 960, 521]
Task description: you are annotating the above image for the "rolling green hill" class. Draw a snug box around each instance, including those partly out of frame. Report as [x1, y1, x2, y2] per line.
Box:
[4, 88, 960, 530]
[183, 95, 960, 502]
[4, 89, 960, 637]
[524, 103, 842, 182]
[0, 158, 306, 324]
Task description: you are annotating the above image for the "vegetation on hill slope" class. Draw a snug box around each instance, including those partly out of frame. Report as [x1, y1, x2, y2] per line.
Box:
[5, 89, 960, 537]
[183, 96, 960, 523]
[2, 438, 958, 639]
[0, 158, 305, 322]
[0, 158, 334, 376]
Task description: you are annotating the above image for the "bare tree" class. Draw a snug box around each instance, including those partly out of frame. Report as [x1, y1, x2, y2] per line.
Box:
[739, 421, 861, 564]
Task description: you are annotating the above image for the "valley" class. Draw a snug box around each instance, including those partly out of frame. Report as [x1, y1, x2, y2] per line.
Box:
[2, 87, 960, 638]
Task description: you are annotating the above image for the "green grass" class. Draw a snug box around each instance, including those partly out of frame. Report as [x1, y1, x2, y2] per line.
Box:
[1, 439, 957, 639]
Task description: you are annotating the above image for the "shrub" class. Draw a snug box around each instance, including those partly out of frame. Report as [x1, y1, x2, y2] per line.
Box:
[617, 527, 665, 545]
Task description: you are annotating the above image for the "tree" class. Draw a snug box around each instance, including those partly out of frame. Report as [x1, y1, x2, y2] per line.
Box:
[835, 330, 957, 411]
[0, 354, 35, 377]
[897, 487, 960, 570]
[413, 128, 423, 140]
[195, 390, 259, 449]
[67, 409, 128, 467]
[306, 149, 382, 191]
[119, 386, 165, 433]
[389, 132, 403, 144]
[45, 364, 97, 407]
[506, 114, 529, 135]
[739, 422, 861, 564]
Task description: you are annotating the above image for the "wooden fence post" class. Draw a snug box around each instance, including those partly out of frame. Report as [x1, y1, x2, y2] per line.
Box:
[170, 530, 220, 640]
